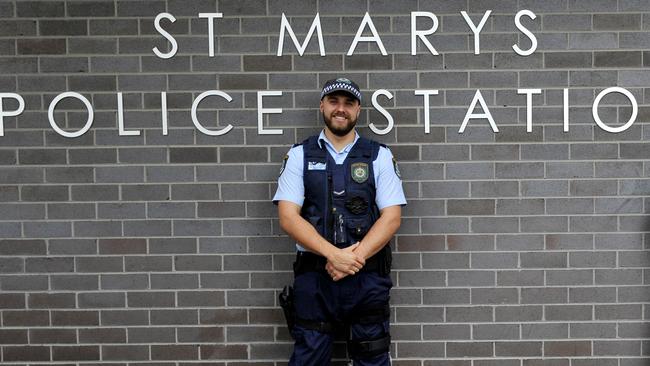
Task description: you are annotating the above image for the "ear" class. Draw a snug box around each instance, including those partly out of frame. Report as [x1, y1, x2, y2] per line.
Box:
[319, 99, 324, 113]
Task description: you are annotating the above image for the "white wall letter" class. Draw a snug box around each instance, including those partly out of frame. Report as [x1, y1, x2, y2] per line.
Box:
[117, 93, 141, 136]
[153, 13, 178, 59]
[563, 88, 569, 132]
[257, 91, 283, 135]
[512, 10, 538, 56]
[48, 92, 94, 138]
[199, 12, 223, 57]
[369, 89, 394, 135]
[0, 93, 25, 137]
[191, 91, 234, 136]
[459, 90, 498, 133]
[410, 12, 439, 56]
[348, 12, 387, 56]
[414, 90, 439, 134]
[592, 87, 638, 133]
[277, 13, 325, 56]
[461, 10, 491, 55]
[518, 88, 541, 132]
[161, 92, 168, 136]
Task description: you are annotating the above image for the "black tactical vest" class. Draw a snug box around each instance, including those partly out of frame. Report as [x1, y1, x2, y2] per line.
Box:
[299, 135, 381, 248]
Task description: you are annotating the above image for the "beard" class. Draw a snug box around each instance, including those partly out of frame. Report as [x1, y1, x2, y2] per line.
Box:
[323, 111, 358, 137]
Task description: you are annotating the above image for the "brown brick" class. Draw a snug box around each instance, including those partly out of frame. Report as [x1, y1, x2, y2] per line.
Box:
[177, 326, 225, 343]
[151, 344, 200, 360]
[243, 55, 292, 71]
[78, 328, 126, 344]
[4, 346, 50, 361]
[177, 290, 225, 307]
[594, 51, 642, 68]
[0, 239, 46, 255]
[200, 308, 247, 324]
[16, 1, 65, 17]
[150, 309, 198, 325]
[98, 238, 147, 254]
[17, 39, 66, 55]
[169, 148, 219, 164]
[0, 329, 28, 344]
[495, 341, 543, 356]
[125, 256, 173, 272]
[545, 341, 592, 356]
[102, 345, 149, 361]
[67, 1, 115, 16]
[25, 257, 74, 273]
[199, 344, 248, 359]
[446, 342, 494, 357]
[100, 310, 148, 326]
[30, 328, 77, 344]
[28, 293, 76, 309]
[52, 346, 100, 361]
[3, 310, 49, 326]
[78, 292, 126, 308]
[128, 327, 175, 343]
[39, 20, 87, 36]
[0, 293, 26, 309]
[51, 310, 99, 326]
[76, 257, 124, 273]
[127, 291, 175, 308]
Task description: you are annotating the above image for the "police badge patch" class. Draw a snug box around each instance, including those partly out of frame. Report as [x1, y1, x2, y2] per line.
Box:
[278, 155, 289, 177]
[392, 157, 402, 179]
[351, 162, 369, 183]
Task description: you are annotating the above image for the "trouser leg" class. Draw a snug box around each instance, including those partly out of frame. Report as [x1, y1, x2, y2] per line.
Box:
[347, 272, 392, 366]
[289, 325, 333, 366]
[350, 320, 391, 366]
[289, 271, 335, 365]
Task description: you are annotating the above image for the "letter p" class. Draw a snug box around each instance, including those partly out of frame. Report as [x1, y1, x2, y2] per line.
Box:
[0, 93, 25, 137]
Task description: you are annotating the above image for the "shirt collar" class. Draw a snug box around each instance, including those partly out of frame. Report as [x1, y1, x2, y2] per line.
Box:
[318, 130, 359, 154]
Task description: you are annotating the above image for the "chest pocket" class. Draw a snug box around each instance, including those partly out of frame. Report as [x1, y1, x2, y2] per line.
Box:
[347, 217, 371, 241]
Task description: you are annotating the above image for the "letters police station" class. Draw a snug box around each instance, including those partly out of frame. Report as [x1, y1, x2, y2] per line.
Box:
[0, 10, 639, 138]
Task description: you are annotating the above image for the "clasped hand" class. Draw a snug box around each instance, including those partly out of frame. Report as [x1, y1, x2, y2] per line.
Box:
[325, 242, 365, 281]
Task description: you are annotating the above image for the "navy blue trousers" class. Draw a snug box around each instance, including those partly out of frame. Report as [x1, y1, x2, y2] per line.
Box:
[288, 270, 392, 366]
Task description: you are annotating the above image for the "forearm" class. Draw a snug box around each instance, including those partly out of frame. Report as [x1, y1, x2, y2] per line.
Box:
[279, 207, 336, 259]
[355, 207, 401, 260]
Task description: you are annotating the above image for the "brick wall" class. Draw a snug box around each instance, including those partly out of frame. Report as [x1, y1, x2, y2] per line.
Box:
[1, 0, 649, 364]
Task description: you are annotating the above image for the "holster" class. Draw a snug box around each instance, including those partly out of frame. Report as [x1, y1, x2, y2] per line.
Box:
[278, 285, 295, 333]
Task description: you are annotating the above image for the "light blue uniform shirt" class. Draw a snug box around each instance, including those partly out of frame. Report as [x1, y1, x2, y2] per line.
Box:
[273, 131, 406, 250]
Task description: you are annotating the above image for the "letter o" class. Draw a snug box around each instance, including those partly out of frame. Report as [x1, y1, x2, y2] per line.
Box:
[592, 87, 637, 133]
[48, 92, 94, 138]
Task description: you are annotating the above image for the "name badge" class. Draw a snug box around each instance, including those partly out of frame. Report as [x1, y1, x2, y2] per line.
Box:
[308, 162, 326, 170]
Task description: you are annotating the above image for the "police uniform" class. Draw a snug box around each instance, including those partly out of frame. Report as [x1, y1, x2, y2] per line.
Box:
[274, 125, 406, 365]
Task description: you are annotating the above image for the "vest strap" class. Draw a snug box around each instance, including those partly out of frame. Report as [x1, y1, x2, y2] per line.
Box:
[348, 334, 391, 359]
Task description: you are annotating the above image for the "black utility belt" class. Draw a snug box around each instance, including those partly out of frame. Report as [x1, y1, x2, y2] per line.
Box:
[293, 246, 391, 277]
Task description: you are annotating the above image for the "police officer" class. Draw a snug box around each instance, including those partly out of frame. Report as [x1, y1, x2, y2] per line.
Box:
[274, 78, 406, 365]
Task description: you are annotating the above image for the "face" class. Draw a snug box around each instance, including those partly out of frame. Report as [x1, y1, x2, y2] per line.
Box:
[320, 92, 361, 137]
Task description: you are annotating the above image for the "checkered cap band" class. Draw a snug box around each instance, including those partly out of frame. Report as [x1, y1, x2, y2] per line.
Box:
[320, 80, 362, 101]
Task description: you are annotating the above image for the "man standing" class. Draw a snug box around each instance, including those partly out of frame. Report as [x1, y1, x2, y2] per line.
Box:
[274, 78, 406, 365]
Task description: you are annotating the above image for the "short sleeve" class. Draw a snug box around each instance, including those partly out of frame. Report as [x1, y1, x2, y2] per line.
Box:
[373, 146, 407, 210]
[272, 145, 305, 206]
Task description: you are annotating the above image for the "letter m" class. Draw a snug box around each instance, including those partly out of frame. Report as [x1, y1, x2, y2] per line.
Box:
[277, 13, 325, 56]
